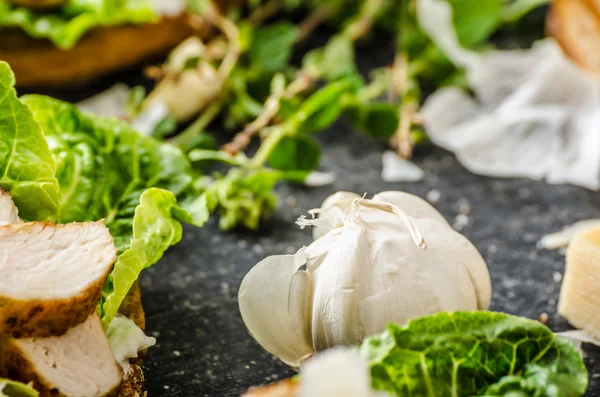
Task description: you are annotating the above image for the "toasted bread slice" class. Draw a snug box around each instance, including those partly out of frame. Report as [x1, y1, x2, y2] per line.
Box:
[117, 281, 147, 397]
[547, 0, 600, 74]
[0, 14, 195, 89]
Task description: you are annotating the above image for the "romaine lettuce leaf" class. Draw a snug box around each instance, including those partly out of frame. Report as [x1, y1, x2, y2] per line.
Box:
[0, 62, 208, 329]
[361, 311, 588, 397]
[22, 94, 197, 227]
[18, 95, 209, 326]
[0, 0, 156, 50]
[0, 62, 60, 221]
[0, 379, 39, 397]
[101, 188, 207, 328]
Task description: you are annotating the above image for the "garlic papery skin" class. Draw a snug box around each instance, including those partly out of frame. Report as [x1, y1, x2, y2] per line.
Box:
[238, 191, 491, 367]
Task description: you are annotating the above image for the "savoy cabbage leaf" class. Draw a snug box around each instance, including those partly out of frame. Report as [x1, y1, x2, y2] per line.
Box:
[361, 311, 588, 397]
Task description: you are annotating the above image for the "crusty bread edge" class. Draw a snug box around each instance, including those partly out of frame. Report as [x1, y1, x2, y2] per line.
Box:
[117, 280, 147, 397]
[0, 15, 196, 89]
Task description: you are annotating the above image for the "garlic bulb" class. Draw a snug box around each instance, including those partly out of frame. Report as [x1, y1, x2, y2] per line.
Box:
[238, 191, 491, 367]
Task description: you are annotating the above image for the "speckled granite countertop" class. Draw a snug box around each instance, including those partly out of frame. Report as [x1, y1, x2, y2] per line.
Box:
[140, 133, 600, 396]
[49, 16, 599, 395]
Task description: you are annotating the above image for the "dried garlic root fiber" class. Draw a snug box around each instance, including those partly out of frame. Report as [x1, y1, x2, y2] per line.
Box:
[559, 225, 600, 338]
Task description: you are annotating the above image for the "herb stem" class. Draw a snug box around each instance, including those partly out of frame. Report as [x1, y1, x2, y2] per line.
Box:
[250, 124, 290, 168]
[297, 4, 337, 42]
[202, 5, 241, 80]
[168, 99, 224, 147]
[222, 72, 314, 155]
[390, 53, 417, 158]
[344, 0, 387, 41]
[247, 0, 282, 25]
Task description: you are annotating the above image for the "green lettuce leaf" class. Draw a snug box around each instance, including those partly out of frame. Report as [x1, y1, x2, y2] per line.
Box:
[21, 94, 197, 227]
[0, 62, 207, 330]
[18, 95, 209, 326]
[360, 311, 588, 397]
[0, 62, 60, 221]
[0, 379, 39, 397]
[100, 188, 207, 328]
[0, 0, 156, 50]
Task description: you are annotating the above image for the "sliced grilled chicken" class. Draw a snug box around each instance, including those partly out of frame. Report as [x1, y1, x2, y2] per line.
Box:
[1, 313, 123, 397]
[548, 0, 600, 75]
[0, 188, 21, 225]
[0, 221, 117, 337]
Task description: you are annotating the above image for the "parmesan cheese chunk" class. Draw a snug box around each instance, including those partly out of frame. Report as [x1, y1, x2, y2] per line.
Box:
[559, 225, 600, 338]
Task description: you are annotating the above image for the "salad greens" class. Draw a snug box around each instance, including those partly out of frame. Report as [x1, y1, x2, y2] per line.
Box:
[123, 0, 549, 229]
[0, 61, 208, 329]
[361, 311, 588, 397]
[0, 64, 60, 222]
[0, 0, 157, 49]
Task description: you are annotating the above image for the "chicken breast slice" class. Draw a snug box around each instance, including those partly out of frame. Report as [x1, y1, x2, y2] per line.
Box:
[0, 188, 21, 225]
[1, 313, 123, 397]
[0, 221, 117, 337]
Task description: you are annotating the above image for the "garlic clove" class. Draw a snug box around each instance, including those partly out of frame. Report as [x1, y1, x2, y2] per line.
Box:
[238, 249, 315, 367]
[360, 215, 483, 336]
[372, 191, 449, 226]
[450, 233, 492, 310]
[371, 192, 490, 310]
[310, 226, 370, 350]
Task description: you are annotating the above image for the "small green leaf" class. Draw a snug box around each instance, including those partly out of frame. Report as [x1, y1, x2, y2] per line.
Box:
[179, 133, 217, 153]
[278, 97, 301, 121]
[238, 21, 255, 52]
[448, 0, 504, 47]
[302, 34, 356, 81]
[346, 102, 399, 140]
[248, 22, 298, 74]
[126, 85, 146, 118]
[189, 149, 245, 166]
[295, 79, 353, 134]
[268, 135, 321, 171]
[152, 115, 177, 140]
[203, 168, 279, 230]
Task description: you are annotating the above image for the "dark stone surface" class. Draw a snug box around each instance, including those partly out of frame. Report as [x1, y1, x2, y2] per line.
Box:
[45, 11, 600, 394]
[140, 128, 600, 396]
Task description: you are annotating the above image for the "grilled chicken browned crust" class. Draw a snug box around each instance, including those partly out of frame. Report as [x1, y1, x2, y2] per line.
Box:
[0, 190, 148, 397]
[0, 314, 123, 397]
[0, 222, 117, 338]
